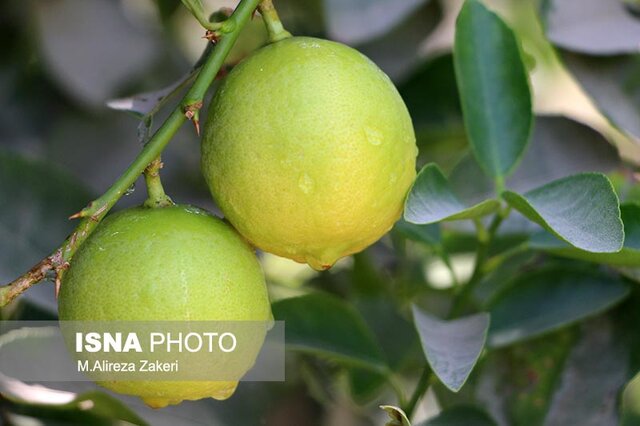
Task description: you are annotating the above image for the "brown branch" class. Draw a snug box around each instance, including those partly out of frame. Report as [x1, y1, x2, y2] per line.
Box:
[0, 256, 55, 307]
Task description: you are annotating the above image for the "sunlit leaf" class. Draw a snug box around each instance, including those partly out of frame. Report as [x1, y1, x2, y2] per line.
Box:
[531, 203, 640, 266]
[502, 173, 623, 253]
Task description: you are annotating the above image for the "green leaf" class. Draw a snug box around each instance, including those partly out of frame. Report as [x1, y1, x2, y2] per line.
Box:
[420, 405, 496, 426]
[621, 372, 640, 426]
[380, 405, 411, 426]
[531, 203, 640, 266]
[453, 0, 533, 179]
[502, 173, 623, 253]
[404, 164, 499, 225]
[412, 306, 490, 392]
[0, 150, 92, 310]
[488, 266, 630, 347]
[272, 293, 387, 372]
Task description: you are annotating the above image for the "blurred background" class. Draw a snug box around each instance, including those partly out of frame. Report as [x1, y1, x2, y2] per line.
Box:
[1, 0, 640, 424]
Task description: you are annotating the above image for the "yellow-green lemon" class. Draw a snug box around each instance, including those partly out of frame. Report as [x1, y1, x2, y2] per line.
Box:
[202, 36, 417, 270]
[58, 205, 272, 408]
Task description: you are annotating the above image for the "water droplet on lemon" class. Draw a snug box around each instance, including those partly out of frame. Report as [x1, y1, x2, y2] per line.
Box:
[298, 173, 314, 194]
[364, 126, 384, 146]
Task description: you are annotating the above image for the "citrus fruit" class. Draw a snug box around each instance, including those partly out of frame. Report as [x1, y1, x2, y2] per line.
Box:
[58, 205, 272, 408]
[202, 36, 417, 270]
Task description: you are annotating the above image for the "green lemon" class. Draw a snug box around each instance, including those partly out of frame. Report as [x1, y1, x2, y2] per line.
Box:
[58, 205, 272, 408]
[202, 36, 417, 270]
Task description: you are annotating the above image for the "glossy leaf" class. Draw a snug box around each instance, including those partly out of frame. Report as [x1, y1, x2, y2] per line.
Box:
[488, 267, 630, 347]
[502, 173, 623, 253]
[404, 163, 499, 225]
[412, 306, 489, 392]
[454, 0, 532, 179]
[531, 203, 640, 266]
[380, 405, 411, 426]
[421, 405, 496, 426]
[272, 293, 387, 372]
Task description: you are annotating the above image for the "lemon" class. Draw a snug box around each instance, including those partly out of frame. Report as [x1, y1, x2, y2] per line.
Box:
[202, 36, 417, 270]
[58, 205, 272, 408]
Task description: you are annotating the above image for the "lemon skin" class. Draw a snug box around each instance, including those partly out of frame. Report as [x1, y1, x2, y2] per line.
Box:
[58, 205, 272, 408]
[202, 36, 417, 270]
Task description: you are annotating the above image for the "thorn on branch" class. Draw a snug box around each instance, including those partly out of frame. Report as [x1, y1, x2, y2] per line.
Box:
[203, 30, 221, 44]
[54, 262, 70, 299]
[69, 202, 93, 220]
[184, 101, 204, 136]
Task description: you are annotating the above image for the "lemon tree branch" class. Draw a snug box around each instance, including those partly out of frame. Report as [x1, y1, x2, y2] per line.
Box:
[0, 0, 264, 308]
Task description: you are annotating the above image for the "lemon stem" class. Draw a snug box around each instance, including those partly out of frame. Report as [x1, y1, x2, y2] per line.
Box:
[258, 0, 292, 43]
[143, 157, 174, 208]
[0, 0, 263, 307]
